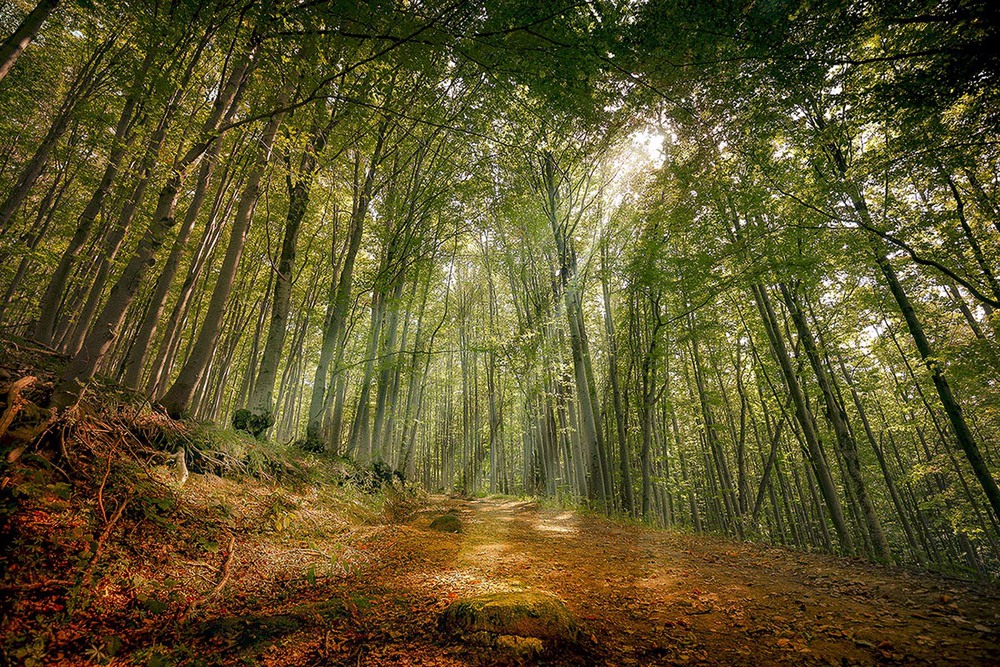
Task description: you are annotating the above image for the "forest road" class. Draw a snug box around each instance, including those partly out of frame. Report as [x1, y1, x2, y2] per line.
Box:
[307, 496, 1000, 666]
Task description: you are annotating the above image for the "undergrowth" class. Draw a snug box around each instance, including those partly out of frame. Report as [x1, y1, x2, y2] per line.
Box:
[0, 341, 427, 666]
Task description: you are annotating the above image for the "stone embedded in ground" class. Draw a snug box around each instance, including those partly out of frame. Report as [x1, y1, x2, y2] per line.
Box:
[428, 513, 463, 533]
[467, 632, 544, 658]
[439, 590, 578, 647]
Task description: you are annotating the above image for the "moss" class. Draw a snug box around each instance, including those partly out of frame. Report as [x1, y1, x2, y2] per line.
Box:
[439, 590, 578, 642]
[428, 513, 463, 533]
[198, 600, 346, 649]
[231, 409, 274, 438]
[200, 613, 302, 649]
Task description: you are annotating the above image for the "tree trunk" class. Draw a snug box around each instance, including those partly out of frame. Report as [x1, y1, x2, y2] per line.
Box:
[601, 246, 633, 515]
[780, 283, 891, 560]
[118, 138, 230, 389]
[48, 40, 256, 409]
[871, 238, 1000, 526]
[246, 110, 338, 422]
[245, 182, 308, 423]
[146, 168, 237, 398]
[33, 46, 152, 345]
[0, 35, 112, 235]
[752, 283, 855, 553]
[305, 129, 387, 446]
[0, 155, 69, 323]
[159, 106, 284, 418]
[826, 131, 1000, 526]
[0, 0, 59, 82]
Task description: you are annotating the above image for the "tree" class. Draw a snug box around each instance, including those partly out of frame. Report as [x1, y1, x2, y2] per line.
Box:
[0, 0, 60, 83]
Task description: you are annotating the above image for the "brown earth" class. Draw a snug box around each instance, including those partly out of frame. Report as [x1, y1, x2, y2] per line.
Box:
[307, 497, 1000, 666]
[3, 343, 1000, 666]
[5, 480, 1000, 666]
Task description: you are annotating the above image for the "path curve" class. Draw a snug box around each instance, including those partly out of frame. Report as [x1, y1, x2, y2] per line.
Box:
[327, 497, 1000, 666]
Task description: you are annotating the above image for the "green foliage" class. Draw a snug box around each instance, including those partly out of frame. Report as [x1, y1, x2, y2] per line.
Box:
[0, 0, 999, 583]
[231, 409, 274, 438]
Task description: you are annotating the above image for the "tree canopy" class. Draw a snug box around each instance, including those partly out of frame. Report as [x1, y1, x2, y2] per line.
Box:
[3, 0, 1000, 577]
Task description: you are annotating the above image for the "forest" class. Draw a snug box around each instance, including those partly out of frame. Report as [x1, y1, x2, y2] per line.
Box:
[2, 0, 1000, 665]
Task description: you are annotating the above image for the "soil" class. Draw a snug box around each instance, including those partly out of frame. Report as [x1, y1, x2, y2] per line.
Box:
[3, 343, 1000, 666]
[310, 497, 1000, 666]
[5, 487, 1000, 666]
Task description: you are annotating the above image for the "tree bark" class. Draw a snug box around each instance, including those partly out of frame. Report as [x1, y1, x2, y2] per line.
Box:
[0, 0, 59, 83]
[159, 105, 284, 418]
[780, 282, 891, 560]
[245, 110, 337, 422]
[305, 129, 387, 446]
[601, 245, 633, 515]
[33, 46, 152, 345]
[752, 283, 855, 553]
[118, 138, 230, 389]
[49, 42, 256, 408]
[0, 35, 112, 235]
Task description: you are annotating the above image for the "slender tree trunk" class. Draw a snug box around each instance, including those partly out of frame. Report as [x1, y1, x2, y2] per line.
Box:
[780, 283, 891, 560]
[752, 283, 855, 553]
[0, 155, 70, 323]
[0, 0, 60, 82]
[147, 166, 239, 397]
[246, 111, 337, 421]
[826, 132, 1000, 526]
[540, 150, 606, 508]
[347, 289, 384, 461]
[49, 40, 256, 409]
[0, 36, 112, 235]
[119, 137, 231, 388]
[688, 320, 740, 536]
[837, 353, 926, 564]
[305, 130, 387, 445]
[371, 280, 406, 461]
[601, 247, 633, 515]
[870, 235, 1000, 526]
[159, 105, 284, 418]
[60, 210, 131, 356]
[33, 46, 152, 344]
[246, 188, 306, 421]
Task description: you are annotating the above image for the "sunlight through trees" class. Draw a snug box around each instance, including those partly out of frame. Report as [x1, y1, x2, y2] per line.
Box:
[2, 0, 1000, 577]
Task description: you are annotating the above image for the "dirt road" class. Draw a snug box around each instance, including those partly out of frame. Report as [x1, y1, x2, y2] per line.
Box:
[236, 497, 1000, 666]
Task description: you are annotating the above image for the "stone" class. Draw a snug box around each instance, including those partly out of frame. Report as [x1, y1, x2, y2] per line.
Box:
[429, 513, 463, 533]
[439, 590, 578, 644]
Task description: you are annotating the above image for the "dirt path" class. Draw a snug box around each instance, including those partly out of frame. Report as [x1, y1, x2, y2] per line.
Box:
[238, 496, 1000, 666]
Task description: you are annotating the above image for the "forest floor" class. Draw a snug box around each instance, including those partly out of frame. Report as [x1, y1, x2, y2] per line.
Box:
[2, 341, 1000, 666]
[6, 486, 1000, 666]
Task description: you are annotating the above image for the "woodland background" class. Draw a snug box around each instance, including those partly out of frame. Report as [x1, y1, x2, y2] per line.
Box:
[2, 0, 1000, 578]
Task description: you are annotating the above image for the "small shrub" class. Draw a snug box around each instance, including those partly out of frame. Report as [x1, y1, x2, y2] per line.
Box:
[379, 484, 427, 524]
[231, 409, 274, 438]
[347, 461, 404, 492]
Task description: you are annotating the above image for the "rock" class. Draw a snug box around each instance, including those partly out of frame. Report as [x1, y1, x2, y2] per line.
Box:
[439, 590, 578, 645]
[429, 513, 463, 533]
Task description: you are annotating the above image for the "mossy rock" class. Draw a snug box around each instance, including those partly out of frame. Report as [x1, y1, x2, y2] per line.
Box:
[231, 408, 274, 438]
[439, 590, 578, 643]
[429, 513, 463, 533]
